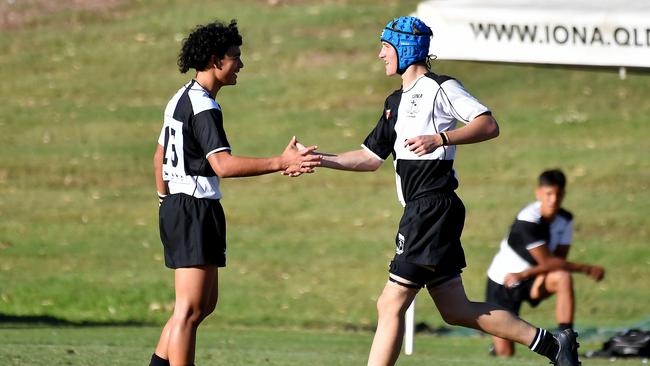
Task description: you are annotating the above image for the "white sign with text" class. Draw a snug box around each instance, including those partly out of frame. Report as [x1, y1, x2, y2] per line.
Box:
[415, 0, 650, 68]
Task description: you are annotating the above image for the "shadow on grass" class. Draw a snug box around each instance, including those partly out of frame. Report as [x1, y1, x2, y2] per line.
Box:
[0, 313, 154, 328]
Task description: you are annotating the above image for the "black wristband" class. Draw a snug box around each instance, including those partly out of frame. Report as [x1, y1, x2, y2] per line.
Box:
[440, 132, 449, 146]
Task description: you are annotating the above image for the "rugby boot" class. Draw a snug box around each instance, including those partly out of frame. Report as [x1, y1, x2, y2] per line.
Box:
[553, 329, 581, 366]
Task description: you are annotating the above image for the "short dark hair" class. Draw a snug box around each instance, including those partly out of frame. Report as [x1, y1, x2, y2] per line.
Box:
[177, 19, 242, 73]
[538, 169, 566, 190]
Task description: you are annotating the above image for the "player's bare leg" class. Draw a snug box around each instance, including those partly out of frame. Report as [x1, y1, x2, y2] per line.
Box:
[166, 266, 219, 366]
[490, 274, 550, 356]
[153, 318, 173, 360]
[367, 279, 419, 366]
[491, 334, 515, 356]
[428, 277, 537, 345]
[531, 270, 574, 326]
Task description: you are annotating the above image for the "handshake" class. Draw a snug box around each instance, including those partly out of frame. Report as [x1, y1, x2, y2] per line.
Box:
[279, 136, 322, 177]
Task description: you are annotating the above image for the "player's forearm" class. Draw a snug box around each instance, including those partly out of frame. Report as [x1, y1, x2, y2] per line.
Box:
[565, 262, 595, 275]
[522, 259, 595, 280]
[520, 257, 568, 279]
[320, 149, 382, 171]
[209, 154, 283, 178]
[445, 113, 499, 145]
[153, 144, 168, 195]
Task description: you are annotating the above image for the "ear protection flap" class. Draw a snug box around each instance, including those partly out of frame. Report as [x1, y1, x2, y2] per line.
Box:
[380, 16, 432, 74]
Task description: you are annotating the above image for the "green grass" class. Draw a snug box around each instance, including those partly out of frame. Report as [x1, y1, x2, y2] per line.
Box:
[1, 0, 649, 364]
[0, 325, 628, 366]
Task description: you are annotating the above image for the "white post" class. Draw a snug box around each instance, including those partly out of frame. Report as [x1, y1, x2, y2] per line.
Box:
[404, 299, 415, 355]
[619, 66, 627, 80]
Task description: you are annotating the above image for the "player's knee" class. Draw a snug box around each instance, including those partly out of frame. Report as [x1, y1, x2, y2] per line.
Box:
[173, 303, 210, 327]
[376, 293, 404, 317]
[495, 344, 515, 357]
[375, 294, 393, 315]
[550, 269, 573, 289]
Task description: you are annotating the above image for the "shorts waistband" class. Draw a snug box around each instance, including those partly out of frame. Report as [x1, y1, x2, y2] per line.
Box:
[172, 193, 221, 201]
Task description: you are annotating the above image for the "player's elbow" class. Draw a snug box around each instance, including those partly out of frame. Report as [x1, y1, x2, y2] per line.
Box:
[489, 122, 499, 138]
[365, 158, 382, 171]
[357, 151, 383, 171]
[484, 116, 499, 139]
[212, 164, 236, 178]
[212, 167, 230, 178]
[207, 153, 235, 178]
[474, 113, 499, 139]
[153, 145, 164, 169]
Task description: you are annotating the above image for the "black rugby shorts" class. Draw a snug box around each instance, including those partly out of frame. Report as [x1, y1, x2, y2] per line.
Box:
[159, 193, 226, 269]
[485, 278, 541, 314]
[393, 192, 466, 272]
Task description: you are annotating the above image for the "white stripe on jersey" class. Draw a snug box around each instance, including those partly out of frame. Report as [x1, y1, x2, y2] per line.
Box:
[360, 144, 385, 162]
[206, 147, 231, 159]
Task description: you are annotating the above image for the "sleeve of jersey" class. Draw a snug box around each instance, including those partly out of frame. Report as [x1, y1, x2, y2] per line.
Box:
[510, 220, 547, 250]
[361, 106, 395, 161]
[192, 109, 231, 158]
[439, 79, 490, 124]
[157, 126, 165, 146]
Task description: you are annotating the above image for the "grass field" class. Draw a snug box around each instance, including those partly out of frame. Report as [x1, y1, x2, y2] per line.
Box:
[1, 0, 649, 364]
[0, 324, 635, 366]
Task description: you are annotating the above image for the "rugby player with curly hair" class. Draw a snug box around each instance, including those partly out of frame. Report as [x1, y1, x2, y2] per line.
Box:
[149, 20, 319, 366]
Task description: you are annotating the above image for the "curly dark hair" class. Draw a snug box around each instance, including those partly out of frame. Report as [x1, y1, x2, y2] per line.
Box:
[177, 19, 242, 73]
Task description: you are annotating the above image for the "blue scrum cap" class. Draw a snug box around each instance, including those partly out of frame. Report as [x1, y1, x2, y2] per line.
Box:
[380, 16, 432, 74]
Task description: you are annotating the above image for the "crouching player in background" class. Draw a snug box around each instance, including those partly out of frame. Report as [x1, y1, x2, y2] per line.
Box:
[486, 169, 605, 357]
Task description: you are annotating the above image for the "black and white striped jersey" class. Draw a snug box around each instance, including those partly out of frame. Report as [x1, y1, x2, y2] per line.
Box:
[157, 80, 231, 199]
[362, 72, 490, 206]
[487, 201, 574, 285]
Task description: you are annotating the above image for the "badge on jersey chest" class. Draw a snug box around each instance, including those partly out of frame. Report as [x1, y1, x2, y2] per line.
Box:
[385, 109, 392, 120]
[406, 93, 423, 117]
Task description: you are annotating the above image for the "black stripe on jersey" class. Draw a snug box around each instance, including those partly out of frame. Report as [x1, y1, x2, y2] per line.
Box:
[173, 80, 230, 177]
[507, 219, 550, 265]
[396, 159, 458, 201]
[172, 80, 197, 129]
[427, 72, 453, 85]
[363, 89, 401, 160]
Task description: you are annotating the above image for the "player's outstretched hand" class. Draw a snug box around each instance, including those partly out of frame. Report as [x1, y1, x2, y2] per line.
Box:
[281, 136, 320, 177]
[586, 265, 605, 281]
[404, 134, 443, 156]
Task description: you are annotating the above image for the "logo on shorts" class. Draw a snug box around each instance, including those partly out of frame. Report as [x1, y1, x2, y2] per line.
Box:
[396, 233, 405, 255]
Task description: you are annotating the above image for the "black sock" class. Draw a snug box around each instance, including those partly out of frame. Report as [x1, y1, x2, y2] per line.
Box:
[149, 353, 170, 366]
[529, 328, 559, 362]
[558, 323, 573, 332]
